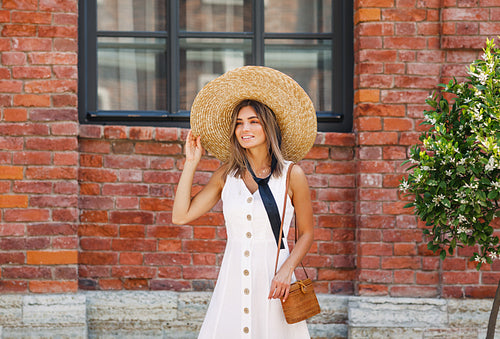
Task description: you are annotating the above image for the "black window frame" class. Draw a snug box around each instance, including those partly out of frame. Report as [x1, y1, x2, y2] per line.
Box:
[78, 0, 353, 132]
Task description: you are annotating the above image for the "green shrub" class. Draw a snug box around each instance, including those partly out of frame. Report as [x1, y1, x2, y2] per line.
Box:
[401, 38, 500, 269]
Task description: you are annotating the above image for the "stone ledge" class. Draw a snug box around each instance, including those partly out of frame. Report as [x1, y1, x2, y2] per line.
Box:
[0, 293, 498, 338]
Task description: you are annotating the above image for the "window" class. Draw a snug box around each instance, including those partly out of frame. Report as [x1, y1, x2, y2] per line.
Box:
[78, 0, 353, 132]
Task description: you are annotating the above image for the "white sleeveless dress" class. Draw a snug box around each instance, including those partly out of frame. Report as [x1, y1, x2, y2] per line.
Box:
[198, 162, 310, 339]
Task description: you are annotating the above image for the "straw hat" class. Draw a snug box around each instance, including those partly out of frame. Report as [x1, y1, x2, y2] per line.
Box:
[190, 66, 317, 163]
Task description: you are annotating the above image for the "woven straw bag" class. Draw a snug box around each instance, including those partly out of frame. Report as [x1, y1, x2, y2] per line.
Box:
[274, 164, 321, 324]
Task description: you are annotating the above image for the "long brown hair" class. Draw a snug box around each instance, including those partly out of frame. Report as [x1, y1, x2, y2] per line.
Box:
[224, 100, 284, 178]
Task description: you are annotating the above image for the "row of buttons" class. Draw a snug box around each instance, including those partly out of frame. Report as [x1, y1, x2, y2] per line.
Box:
[243, 195, 253, 334]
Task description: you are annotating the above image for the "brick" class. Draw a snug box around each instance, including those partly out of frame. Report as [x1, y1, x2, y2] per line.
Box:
[4, 108, 27, 122]
[143, 171, 181, 184]
[12, 66, 52, 79]
[183, 240, 226, 253]
[355, 89, 380, 103]
[38, 26, 77, 38]
[25, 79, 77, 93]
[359, 132, 399, 145]
[155, 127, 178, 141]
[0, 80, 22, 93]
[112, 266, 156, 279]
[1, 52, 26, 65]
[40, 0, 78, 12]
[27, 250, 78, 265]
[359, 50, 398, 62]
[80, 238, 111, 250]
[54, 152, 78, 166]
[135, 142, 182, 155]
[358, 22, 394, 36]
[79, 183, 100, 195]
[28, 52, 77, 64]
[110, 211, 154, 225]
[359, 270, 392, 283]
[355, 8, 381, 24]
[54, 13, 78, 25]
[0, 280, 28, 293]
[103, 126, 127, 139]
[359, 74, 393, 88]
[104, 155, 148, 169]
[391, 286, 438, 297]
[0, 195, 28, 208]
[53, 209, 78, 222]
[442, 8, 488, 21]
[13, 94, 51, 107]
[53, 93, 77, 106]
[383, 8, 427, 21]
[80, 210, 108, 223]
[0, 165, 23, 179]
[79, 252, 118, 265]
[30, 108, 77, 121]
[158, 239, 182, 252]
[78, 224, 118, 237]
[144, 253, 192, 266]
[25, 167, 76, 180]
[356, 103, 406, 117]
[360, 243, 393, 256]
[3, 208, 48, 222]
[443, 272, 479, 284]
[29, 281, 78, 293]
[465, 286, 496, 299]
[13, 151, 51, 165]
[1, 24, 37, 36]
[395, 22, 416, 35]
[359, 160, 396, 173]
[359, 215, 396, 229]
[117, 226, 144, 239]
[147, 225, 192, 238]
[120, 252, 143, 265]
[358, 284, 388, 296]
[394, 270, 414, 284]
[78, 196, 114, 210]
[381, 257, 421, 269]
[79, 168, 117, 182]
[3, 0, 38, 10]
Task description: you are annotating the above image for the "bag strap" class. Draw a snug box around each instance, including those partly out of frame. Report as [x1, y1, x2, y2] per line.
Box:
[274, 164, 309, 278]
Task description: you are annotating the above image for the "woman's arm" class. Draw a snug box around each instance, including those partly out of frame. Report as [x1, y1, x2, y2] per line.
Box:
[172, 130, 225, 225]
[268, 164, 314, 302]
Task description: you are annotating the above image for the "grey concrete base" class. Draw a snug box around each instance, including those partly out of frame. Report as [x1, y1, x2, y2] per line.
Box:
[0, 292, 498, 338]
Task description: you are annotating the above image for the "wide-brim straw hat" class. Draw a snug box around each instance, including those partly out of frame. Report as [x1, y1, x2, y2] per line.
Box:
[190, 66, 317, 163]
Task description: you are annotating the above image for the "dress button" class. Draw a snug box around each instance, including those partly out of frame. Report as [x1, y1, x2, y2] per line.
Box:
[246, 214, 252, 221]
[244, 250, 250, 257]
[243, 269, 249, 276]
[243, 327, 249, 334]
[246, 232, 252, 238]
[244, 288, 250, 295]
[244, 307, 249, 314]
[247, 197, 253, 203]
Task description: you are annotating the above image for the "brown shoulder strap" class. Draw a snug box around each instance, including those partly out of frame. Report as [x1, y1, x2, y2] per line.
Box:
[274, 163, 294, 275]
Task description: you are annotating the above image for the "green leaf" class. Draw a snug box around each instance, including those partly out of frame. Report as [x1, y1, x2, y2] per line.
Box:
[440, 250, 447, 260]
[488, 190, 498, 200]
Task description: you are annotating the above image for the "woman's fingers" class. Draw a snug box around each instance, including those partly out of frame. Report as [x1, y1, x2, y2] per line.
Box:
[269, 279, 290, 300]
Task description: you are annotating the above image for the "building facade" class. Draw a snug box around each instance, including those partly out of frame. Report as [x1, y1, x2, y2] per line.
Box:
[1, 0, 500, 337]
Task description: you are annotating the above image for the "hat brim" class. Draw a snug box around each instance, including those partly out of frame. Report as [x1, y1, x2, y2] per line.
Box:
[190, 66, 317, 163]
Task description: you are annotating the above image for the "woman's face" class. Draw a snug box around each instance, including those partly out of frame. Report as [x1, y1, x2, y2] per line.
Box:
[234, 105, 267, 151]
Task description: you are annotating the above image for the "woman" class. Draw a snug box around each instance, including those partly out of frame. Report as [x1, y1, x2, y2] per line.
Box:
[173, 66, 317, 339]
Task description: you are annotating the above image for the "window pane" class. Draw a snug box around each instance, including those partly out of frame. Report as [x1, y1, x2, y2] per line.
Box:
[265, 0, 331, 33]
[97, 37, 167, 111]
[97, 0, 166, 31]
[265, 39, 332, 111]
[179, 38, 252, 111]
[180, 0, 252, 32]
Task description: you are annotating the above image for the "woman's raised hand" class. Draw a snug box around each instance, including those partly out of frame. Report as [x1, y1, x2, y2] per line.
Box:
[185, 130, 203, 164]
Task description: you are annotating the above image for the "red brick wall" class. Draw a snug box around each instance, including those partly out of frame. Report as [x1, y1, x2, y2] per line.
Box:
[0, 0, 78, 293]
[354, 0, 500, 298]
[77, 127, 356, 293]
[1, 0, 500, 297]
